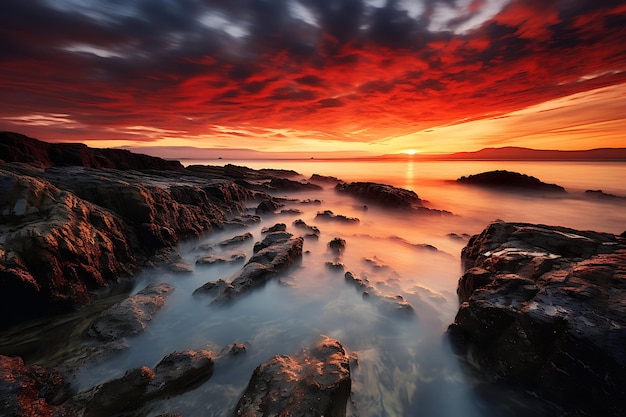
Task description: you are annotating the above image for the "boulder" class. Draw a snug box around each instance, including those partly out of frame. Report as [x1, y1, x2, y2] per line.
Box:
[293, 219, 320, 237]
[448, 221, 626, 416]
[88, 283, 174, 341]
[255, 198, 283, 214]
[232, 335, 351, 417]
[328, 237, 347, 255]
[457, 170, 566, 192]
[196, 252, 246, 265]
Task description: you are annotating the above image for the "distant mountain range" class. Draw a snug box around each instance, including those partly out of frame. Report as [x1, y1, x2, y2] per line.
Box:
[384, 146, 626, 161]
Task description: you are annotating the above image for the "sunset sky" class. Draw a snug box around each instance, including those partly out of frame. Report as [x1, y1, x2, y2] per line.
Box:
[1, 0, 625, 157]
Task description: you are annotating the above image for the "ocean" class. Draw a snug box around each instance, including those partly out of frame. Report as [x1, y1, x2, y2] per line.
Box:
[3, 159, 625, 416]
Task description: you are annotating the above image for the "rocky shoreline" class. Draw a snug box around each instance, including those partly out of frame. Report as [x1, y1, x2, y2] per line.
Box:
[2, 132, 625, 416]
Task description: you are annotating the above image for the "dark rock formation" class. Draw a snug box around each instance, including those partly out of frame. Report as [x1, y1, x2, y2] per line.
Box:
[0, 162, 252, 329]
[88, 283, 174, 341]
[208, 227, 304, 303]
[255, 198, 283, 214]
[0, 355, 69, 417]
[585, 189, 626, 200]
[261, 223, 287, 234]
[344, 272, 415, 317]
[232, 335, 351, 417]
[335, 181, 423, 209]
[0, 131, 183, 170]
[269, 177, 322, 192]
[309, 174, 342, 185]
[146, 350, 214, 397]
[293, 219, 320, 237]
[328, 237, 347, 255]
[457, 170, 566, 192]
[316, 210, 359, 223]
[448, 221, 626, 416]
[217, 232, 253, 247]
[196, 252, 246, 265]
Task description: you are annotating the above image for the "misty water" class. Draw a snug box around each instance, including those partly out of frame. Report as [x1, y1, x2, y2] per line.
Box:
[2, 160, 625, 416]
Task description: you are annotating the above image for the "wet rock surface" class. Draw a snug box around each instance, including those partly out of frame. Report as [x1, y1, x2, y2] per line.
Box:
[345, 271, 415, 317]
[0, 354, 69, 417]
[336, 181, 424, 209]
[206, 225, 304, 303]
[88, 283, 175, 341]
[269, 177, 322, 192]
[447, 221, 626, 416]
[233, 335, 351, 417]
[457, 170, 566, 192]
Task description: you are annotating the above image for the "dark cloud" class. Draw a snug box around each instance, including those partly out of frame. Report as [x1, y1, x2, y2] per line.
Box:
[1, 0, 625, 143]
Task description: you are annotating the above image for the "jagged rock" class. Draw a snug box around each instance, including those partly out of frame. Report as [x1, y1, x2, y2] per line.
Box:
[344, 272, 415, 317]
[447, 221, 626, 416]
[221, 214, 261, 229]
[147, 350, 214, 397]
[232, 335, 351, 417]
[255, 198, 282, 214]
[457, 170, 566, 192]
[0, 355, 69, 417]
[196, 252, 246, 265]
[269, 177, 322, 191]
[261, 223, 287, 234]
[217, 232, 253, 247]
[325, 262, 345, 272]
[210, 230, 303, 303]
[280, 208, 303, 215]
[293, 219, 320, 237]
[316, 210, 359, 223]
[300, 198, 322, 205]
[0, 168, 137, 329]
[88, 283, 174, 341]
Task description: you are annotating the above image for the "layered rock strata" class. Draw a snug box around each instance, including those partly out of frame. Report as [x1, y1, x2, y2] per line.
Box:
[448, 221, 626, 415]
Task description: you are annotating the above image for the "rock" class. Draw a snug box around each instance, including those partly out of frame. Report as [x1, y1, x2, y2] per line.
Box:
[0, 168, 137, 329]
[457, 170, 566, 192]
[217, 232, 253, 247]
[0, 355, 69, 417]
[300, 198, 322, 205]
[293, 219, 320, 237]
[221, 214, 261, 229]
[0, 131, 184, 171]
[232, 335, 351, 417]
[196, 252, 247, 265]
[584, 189, 626, 200]
[83, 366, 155, 417]
[168, 262, 194, 274]
[269, 177, 322, 192]
[316, 209, 359, 223]
[147, 350, 214, 397]
[447, 221, 626, 416]
[335, 181, 423, 209]
[261, 223, 287, 234]
[344, 272, 415, 317]
[193, 278, 229, 296]
[210, 231, 304, 303]
[88, 283, 174, 341]
[325, 262, 345, 272]
[255, 198, 282, 214]
[280, 208, 303, 215]
[309, 173, 342, 185]
[0, 159, 253, 329]
[328, 237, 347, 255]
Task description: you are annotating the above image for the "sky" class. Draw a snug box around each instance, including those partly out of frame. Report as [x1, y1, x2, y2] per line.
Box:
[1, 0, 625, 157]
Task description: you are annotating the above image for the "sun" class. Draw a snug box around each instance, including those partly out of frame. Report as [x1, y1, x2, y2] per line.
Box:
[402, 149, 419, 155]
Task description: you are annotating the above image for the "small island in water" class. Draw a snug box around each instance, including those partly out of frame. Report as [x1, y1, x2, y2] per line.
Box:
[1, 132, 625, 417]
